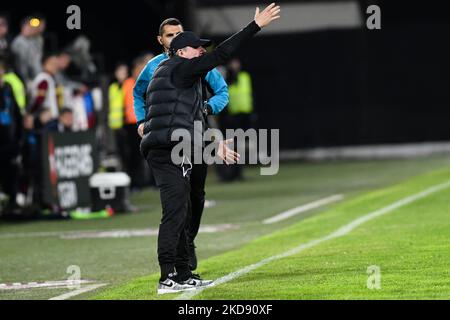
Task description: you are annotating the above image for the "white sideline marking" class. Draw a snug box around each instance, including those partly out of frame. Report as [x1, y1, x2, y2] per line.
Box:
[59, 224, 237, 239]
[48, 283, 107, 300]
[0, 224, 237, 240]
[0, 230, 104, 239]
[263, 195, 344, 224]
[0, 280, 95, 290]
[176, 180, 450, 300]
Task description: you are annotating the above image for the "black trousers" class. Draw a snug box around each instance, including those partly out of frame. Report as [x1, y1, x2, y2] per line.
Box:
[216, 113, 253, 181]
[146, 149, 193, 280]
[0, 145, 20, 208]
[186, 162, 208, 244]
[123, 124, 148, 189]
[116, 126, 148, 189]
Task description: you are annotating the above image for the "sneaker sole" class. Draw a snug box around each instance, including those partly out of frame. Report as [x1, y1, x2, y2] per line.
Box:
[184, 281, 215, 289]
[157, 287, 196, 295]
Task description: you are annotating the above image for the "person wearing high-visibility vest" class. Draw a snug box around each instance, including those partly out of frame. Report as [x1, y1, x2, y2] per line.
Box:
[227, 58, 254, 121]
[0, 57, 23, 212]
[121, 54, 153, 190]
[108, 63, 128, 130]
[3, 71, 26, 114]
[108, 63, 128, 175]
[221, 58, 255, 181]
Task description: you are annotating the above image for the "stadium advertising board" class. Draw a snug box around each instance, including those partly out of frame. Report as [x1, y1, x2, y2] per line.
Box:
[41, 131, 99, 210]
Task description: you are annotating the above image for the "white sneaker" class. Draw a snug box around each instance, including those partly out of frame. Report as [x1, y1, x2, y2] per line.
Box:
[181, 274, 214, 288]
[157, 278, 196, 295]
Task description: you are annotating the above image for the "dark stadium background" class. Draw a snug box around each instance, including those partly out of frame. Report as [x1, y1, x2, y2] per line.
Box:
[2, 0, 449, 149]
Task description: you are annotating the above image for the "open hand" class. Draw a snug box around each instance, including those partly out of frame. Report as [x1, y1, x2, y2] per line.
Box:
[217, 139, 240, 165]
[254, 3, 281, 28]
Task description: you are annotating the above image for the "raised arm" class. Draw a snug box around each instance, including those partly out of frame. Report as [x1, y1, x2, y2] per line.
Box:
[175, 3, 281, 83]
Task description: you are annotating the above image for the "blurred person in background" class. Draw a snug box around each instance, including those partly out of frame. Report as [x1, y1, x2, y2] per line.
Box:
[218, 58, 255, 182]
[28, 52, 61, 122]
[46, 106, 73, 133]
[3, 55, 29, 209]
[22, 108, 52, 212]
[11, 15, 46, 85]
[55, 50, 87, 95]
[122, 54, 154, 190]
[0, 14, 12, 60]
[57, 49, 99, 132]
[0, 58, 23, 214]
[1, 57, 26, 114]
[141, 52, 155, 64]
[226, 58, 254, 130]
[134, 18, 229, 272]
[55, 50, 89, 130]
[20, 52, 59, 214]
[108, 63, 129, 173]
[65, 35, 97, 81]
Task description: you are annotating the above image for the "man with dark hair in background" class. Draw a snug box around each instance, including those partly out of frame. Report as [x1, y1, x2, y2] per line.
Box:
[28, 52, 61, 122]
[46, 106, 73, 133]
[11, 15, 46, 85]
[133, 17, 229, 271]
[23, 52, 60, 212]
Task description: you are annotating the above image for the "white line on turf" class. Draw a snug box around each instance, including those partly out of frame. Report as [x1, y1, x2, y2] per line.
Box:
[0, 280, 95, 290]
[262, 194, 344, 224]
[176, 180, 450, 300]
[0, 230, 104, 239]
[0, 224, 237, 240]
[59, 224, 237, 239]
[48, 283, 107, 300]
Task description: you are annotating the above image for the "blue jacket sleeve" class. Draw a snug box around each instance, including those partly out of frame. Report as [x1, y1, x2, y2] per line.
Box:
[133, 59, 161, 125]
[205, 68, 229, 115]
[133, 63, 151, 125]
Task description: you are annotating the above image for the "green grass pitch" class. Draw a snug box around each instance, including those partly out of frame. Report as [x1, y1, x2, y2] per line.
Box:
[1, 155, 450, 299]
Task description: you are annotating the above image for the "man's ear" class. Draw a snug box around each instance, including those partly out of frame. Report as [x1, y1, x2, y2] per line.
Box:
[157, 36, 163, 46]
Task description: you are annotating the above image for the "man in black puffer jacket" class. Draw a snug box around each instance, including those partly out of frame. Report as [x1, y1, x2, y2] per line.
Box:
[140, 3, 281, 295]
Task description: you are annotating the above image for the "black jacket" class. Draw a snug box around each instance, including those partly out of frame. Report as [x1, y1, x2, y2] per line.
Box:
[140, 56, 205, 158]
[140, 21, 261, 158]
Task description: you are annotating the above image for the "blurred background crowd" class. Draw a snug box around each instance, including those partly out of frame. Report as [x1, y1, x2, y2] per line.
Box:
[1, 0, 449, 217]
[0, 7, 256, 216]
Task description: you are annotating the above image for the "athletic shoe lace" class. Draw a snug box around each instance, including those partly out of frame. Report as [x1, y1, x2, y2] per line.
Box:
[191, 273, 202, 280]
